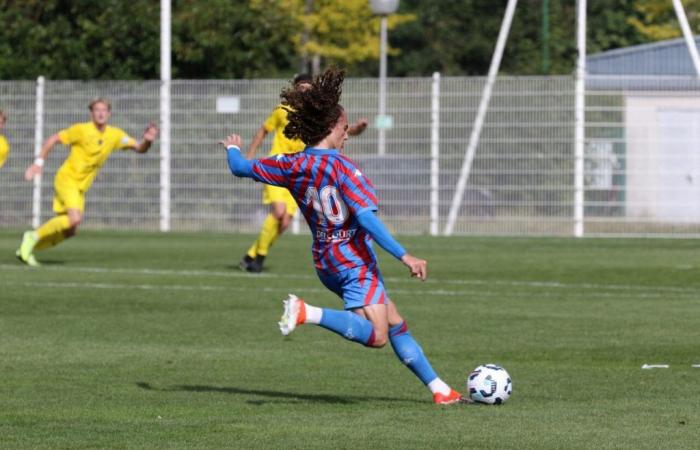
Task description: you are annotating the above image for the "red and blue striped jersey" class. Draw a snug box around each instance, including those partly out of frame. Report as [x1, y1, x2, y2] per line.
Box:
[251, 147, 379, 273]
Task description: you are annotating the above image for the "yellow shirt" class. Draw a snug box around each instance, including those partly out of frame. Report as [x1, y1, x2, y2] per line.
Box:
[0, 135, 8, 169]
[263, 105, 305, 156]
[56, 122, 136, 191]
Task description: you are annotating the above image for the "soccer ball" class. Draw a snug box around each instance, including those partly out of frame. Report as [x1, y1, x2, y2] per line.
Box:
[467, 364, 512, 405]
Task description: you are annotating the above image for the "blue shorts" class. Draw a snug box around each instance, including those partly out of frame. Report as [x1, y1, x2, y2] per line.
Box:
[317, 264, 387, 310]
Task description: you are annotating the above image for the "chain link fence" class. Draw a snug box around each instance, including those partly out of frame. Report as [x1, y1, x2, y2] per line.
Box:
[1, 75, 700, 236]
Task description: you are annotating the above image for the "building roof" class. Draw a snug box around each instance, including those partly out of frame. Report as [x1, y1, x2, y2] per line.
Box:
[587, 36, 700, 75]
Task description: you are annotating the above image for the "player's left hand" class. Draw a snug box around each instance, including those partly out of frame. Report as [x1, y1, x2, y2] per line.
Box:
[142, 122, 159, 142]
[220, 134, 242, 149]
[401, 253, 427, 281]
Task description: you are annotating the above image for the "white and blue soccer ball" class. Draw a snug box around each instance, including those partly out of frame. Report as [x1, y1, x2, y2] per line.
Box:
[467, 364, 512, 405]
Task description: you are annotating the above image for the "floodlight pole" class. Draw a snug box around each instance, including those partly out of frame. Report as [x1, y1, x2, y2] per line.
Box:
[672, 0, 700, 78]
[371, 0, 399, 156]
[160, 0, 172, 232]
[573, 0, 586, 238]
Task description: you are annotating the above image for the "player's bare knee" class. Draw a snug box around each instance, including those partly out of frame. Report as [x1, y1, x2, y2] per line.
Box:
[279, 216, 292, 233]
[369, 334, 388, 348]
[271, 204, 287, 221]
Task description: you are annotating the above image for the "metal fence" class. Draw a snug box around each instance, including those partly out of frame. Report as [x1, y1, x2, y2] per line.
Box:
[1, 75, 700, 237]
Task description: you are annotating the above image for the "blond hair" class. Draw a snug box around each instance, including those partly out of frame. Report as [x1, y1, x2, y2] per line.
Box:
[88, 97, 112, 111]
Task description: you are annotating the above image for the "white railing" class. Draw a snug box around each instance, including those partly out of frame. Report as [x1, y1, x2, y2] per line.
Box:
[1, 75, 700, 237]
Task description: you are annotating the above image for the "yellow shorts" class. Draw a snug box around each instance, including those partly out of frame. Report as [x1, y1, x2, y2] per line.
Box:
[263, 184, 298, 216]
[53, 177, 85, 214]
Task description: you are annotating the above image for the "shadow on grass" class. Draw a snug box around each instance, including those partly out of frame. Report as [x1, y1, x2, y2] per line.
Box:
[6, 256, 65, 266]
[34, 259, 66, 266]
[223, 264, 273, 273]
[136, 381, 422, 405]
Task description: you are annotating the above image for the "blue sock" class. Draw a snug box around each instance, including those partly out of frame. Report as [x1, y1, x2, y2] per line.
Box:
[389, 321, 438, 385]
[319, 309, 376, 346]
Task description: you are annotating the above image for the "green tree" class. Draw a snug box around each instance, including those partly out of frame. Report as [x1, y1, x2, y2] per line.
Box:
[172, 0, 299, 78]
[627, 0, 700, 40]
[1, 0, 696, 80]
[0, 0, 159, 79]
[389, 0, 677, 76]
[257, 0, 414, 74]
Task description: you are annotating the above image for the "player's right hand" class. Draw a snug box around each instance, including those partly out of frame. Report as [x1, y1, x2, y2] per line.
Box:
[401, 253, 427, 281]
[219, 134, 242, 149]
[24, 164, 42, 181]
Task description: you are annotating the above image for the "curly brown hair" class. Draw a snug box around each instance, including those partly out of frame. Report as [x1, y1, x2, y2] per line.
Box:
[282, 67, 345, 146]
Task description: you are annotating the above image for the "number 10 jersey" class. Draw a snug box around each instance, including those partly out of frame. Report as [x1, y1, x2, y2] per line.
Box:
[250, 147, 379, 273]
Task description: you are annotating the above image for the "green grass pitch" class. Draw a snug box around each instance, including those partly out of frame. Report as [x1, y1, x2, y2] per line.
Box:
[1, 230, 699, 449]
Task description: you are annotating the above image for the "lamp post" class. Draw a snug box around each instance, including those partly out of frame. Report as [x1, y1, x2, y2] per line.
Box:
[370, 0, 399, 156]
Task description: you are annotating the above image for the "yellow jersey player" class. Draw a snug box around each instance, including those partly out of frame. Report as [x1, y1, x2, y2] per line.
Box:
[240, 74, 368, 272]
[16, 97, 158, 266]
[0, 110, 9, 169]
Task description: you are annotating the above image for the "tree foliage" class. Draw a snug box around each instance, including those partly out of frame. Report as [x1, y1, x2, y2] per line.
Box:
[255, 0, 414, 73]
[0, 0, 159, 79]
[0, 0, 698, 79]
[627, 0, 700, 41]
[172, 0, 298, 78]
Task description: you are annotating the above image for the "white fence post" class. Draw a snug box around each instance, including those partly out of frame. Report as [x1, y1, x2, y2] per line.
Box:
[31, 76, 45, 229]
[160, 80, 171, 232]
[291, 210, 300, 234]
[160, 0, 171, 232]
[573, 0, 586, 238]
[443, 0, 519, 236]
[430, 72, 441, 236]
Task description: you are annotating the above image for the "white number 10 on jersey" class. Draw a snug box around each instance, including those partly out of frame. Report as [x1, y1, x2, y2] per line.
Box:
[304, 186, 349, 225]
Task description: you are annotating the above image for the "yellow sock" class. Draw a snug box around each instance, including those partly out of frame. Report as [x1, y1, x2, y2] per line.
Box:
[246, 240, 259, 259]
[255, 214, 280, 257]
[34, 215, 71, 251]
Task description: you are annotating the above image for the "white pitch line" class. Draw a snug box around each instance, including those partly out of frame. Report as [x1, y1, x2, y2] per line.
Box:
[1, 263, 699, 296]
[1, 280, 485, 298]
[0, 280, 694, 301]
[4, 280, 318, 294]
[641, 364, 669, 369]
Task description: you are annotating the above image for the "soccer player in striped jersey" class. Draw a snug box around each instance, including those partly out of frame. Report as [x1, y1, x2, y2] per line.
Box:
[17, 98, 158, 266]
[221, 67, 467, 405]
[0, 110, 9, 169]
[240, 74, 367, 273]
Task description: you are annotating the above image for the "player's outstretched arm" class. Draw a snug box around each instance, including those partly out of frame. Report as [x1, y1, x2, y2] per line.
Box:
[356, 210, 428, 281]
[132, 122, 159, 153]
[348, 117, 369, 136]
[245, 125, 267, 159]
[220, 134, 254, 178]
[24, 133, 61, 181]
